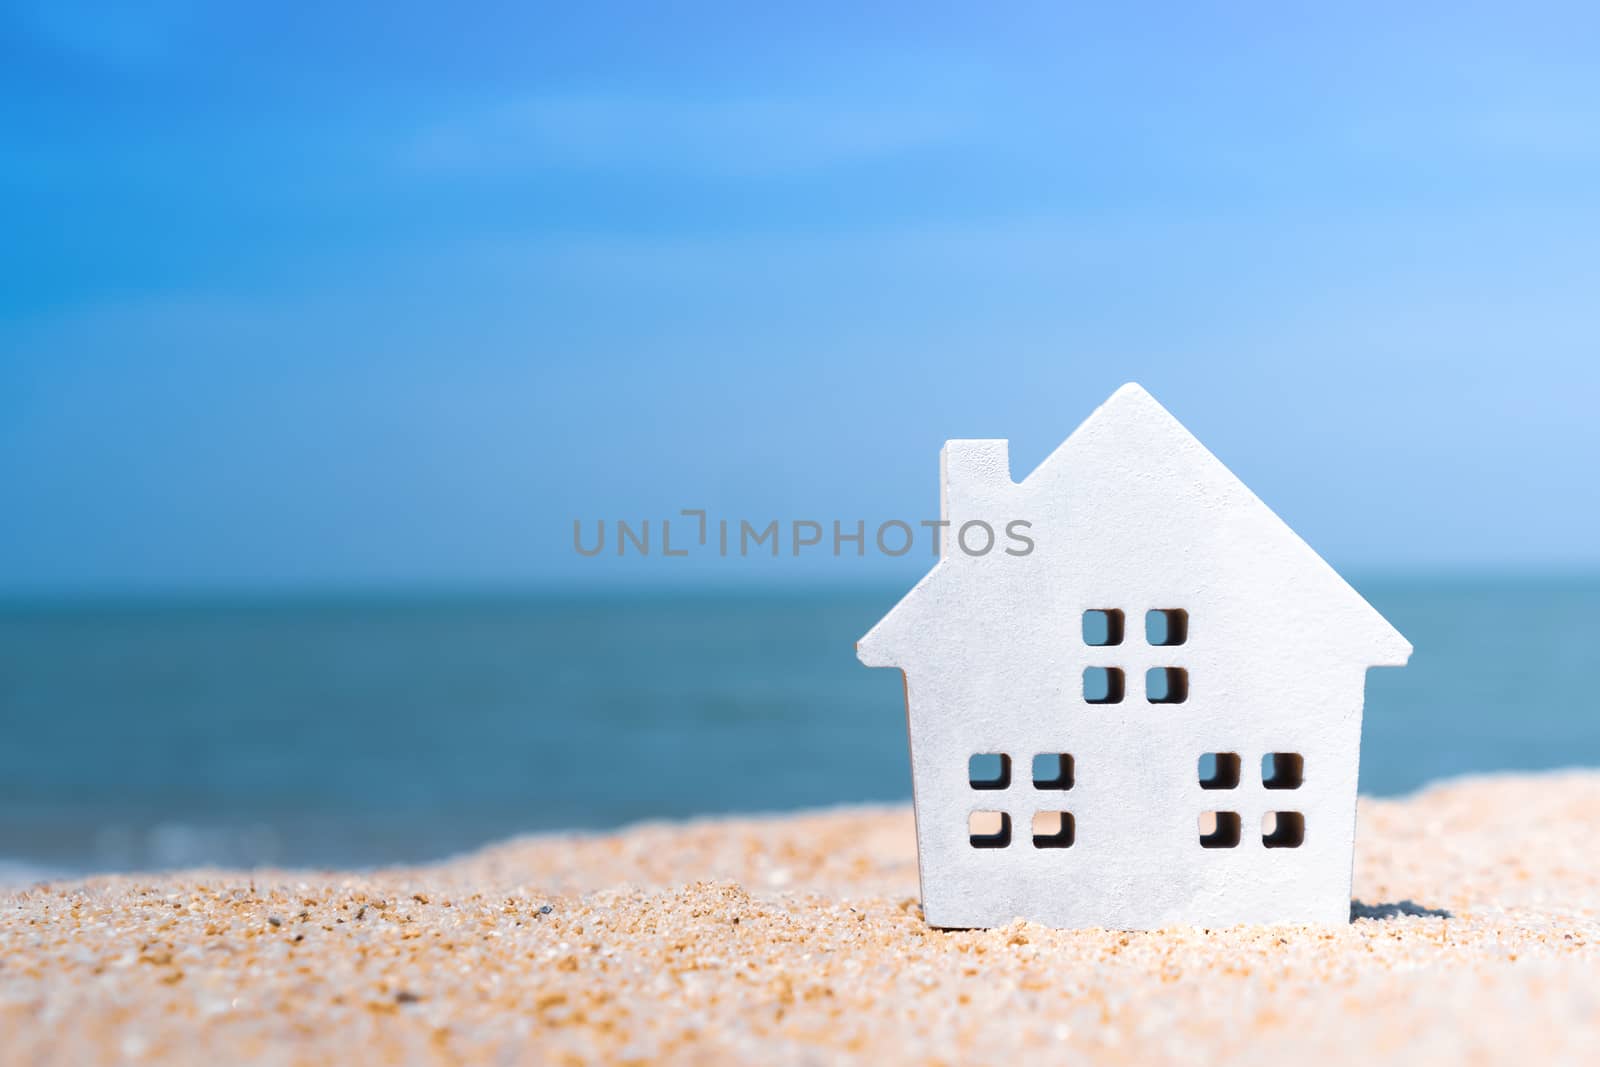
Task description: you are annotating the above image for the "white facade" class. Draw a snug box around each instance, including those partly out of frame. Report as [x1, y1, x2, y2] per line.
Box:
[858, 384, 1410, 929]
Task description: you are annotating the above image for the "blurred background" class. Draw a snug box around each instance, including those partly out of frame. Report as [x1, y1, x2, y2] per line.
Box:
[2, 3, 1597, 877]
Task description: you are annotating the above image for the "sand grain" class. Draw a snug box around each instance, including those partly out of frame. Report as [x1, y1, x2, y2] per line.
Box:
[2, 772, 1597, 1065]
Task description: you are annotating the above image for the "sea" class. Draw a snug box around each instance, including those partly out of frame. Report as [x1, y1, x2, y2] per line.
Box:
[1, 576, 1595, 879]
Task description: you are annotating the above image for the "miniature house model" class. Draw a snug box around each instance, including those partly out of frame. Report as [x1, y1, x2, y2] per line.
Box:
[858, 384, 1410, 929]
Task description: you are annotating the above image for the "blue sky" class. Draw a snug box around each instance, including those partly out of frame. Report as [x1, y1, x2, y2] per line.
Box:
[3, 3, 1598, 593]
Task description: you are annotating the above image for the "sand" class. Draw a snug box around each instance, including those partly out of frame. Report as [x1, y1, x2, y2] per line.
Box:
[2, 772, 1597, 1066]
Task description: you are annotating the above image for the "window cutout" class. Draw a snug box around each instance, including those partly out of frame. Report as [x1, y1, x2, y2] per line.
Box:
[1145, 609, 1189, 646]
[1032, 753, 1074, 790]
[1262, 811, 1305, 848]
[1198, 752, 1240, 790]
[969, 811, 1011, 849]
[1083, 667, 1125, 704]
[1145, 667, 1188, 704]
[1198, 811, 1241, 848]
[1262, 752, 1304, 789]
[1032, 811, 1075, 848]
[969, 753, 1011, 790]
[1082, 609, 1124, 646]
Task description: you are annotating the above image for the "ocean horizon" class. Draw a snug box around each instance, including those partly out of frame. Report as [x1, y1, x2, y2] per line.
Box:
[2, 573, 1596, 880]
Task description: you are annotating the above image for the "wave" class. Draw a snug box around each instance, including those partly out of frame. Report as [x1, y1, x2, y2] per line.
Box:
[0, 859, 66, 888]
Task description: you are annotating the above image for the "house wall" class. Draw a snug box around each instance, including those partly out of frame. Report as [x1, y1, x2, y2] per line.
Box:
[883, 389, 1405, 929]
[906, 652, 1372, 929]
[896, 515, 1390, 928]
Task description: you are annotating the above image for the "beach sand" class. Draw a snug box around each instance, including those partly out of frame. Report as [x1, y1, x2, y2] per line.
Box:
[2, 772, 1597, 1065]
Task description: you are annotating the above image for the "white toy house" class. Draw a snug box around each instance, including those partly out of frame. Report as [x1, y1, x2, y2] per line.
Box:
[858, 384, 1410, 929]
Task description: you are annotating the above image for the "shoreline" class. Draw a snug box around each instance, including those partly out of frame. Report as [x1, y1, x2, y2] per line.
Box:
[7, 765, 1599, 889]
[3, 771, 1598, 1063]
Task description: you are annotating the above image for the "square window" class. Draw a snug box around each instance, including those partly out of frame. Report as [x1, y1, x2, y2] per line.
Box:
[1032, 753, 1074, 790]
[968, 753, 1011, 790]
[1145, 609, 1189, 646]
[1262, 753, 1304, 789]
[1262, 811, 1305, 848]
[1032, 811, 1075, 848]
[1198, 811, 1241, 848]
[1083, 667, 1125, 704]
[969, 811, 1011, 849]
[1082, 609, 1124, 646]
[1145, 667, 1188, 704]
[1198, 752, 1240, 790]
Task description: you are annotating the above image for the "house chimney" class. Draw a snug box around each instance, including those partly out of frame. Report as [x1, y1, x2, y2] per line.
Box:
[939, 439, 1013, 535]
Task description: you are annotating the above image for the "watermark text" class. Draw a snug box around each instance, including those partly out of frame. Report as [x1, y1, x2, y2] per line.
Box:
[573, 510, 1034, 559]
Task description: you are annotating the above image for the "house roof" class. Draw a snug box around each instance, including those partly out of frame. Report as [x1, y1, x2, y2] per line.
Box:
[857, 382, 1412, 669]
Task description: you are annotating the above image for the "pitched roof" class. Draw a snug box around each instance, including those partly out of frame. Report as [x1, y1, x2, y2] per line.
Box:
[858, 382, 1411, 668]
